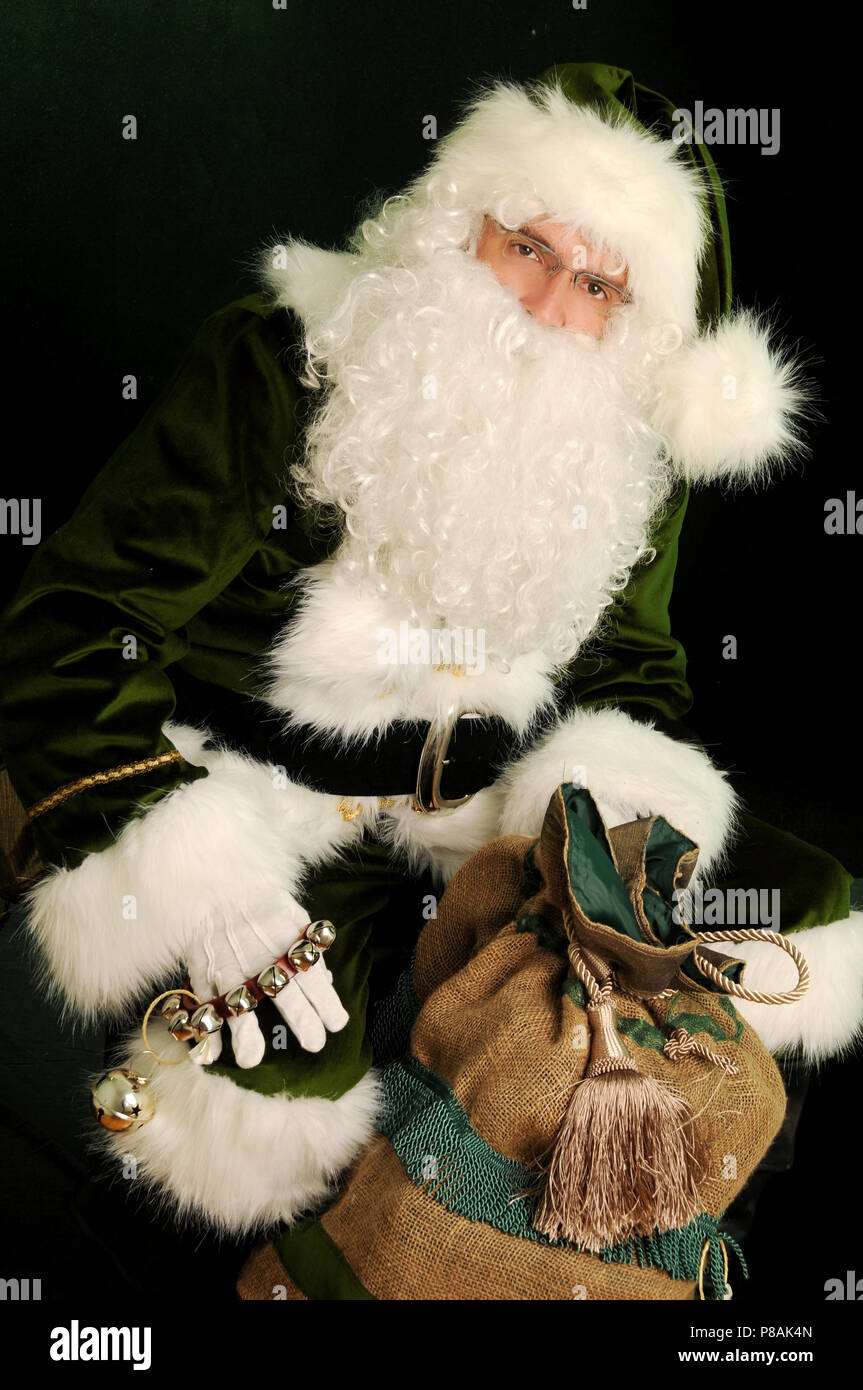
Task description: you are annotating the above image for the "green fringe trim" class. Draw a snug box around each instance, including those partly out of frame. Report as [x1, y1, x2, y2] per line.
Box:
[368, 955, 419, 1066]
[378, 1053, 744, 1292]
[380, 1054, 540, 1238]
[601, 1222, 748, 1299]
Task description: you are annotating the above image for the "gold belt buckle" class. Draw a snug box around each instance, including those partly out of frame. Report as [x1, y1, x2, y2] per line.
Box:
[415, 706, 479, 814]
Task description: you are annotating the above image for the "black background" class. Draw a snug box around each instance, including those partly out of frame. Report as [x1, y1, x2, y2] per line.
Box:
[1, 0, 860, 1311]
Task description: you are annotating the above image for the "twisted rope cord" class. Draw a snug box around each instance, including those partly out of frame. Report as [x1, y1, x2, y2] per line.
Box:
[567, 924, 809, 1082]
[567, 943, 609, 1006]
[694, 928, 810, 1004]
[663, 1027, 739, 1076]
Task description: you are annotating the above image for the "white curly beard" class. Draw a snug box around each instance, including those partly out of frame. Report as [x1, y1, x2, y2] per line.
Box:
[293, 246, 674, 668]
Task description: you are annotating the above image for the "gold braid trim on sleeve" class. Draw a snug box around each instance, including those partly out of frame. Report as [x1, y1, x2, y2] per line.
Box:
[26, 749, 186, 822]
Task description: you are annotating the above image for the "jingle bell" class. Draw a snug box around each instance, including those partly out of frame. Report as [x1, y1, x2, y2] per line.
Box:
[225, 984, 257, 1016]
[189, 1003, 224, 1040]
[257, 962, 291, 996]
[306, 920, 337, 950]
[91, 1068, 155, 1132]
[288, 938, 320, 971]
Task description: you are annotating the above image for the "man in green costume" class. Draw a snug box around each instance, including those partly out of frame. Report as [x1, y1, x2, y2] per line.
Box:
[0, 63, 859, 1264]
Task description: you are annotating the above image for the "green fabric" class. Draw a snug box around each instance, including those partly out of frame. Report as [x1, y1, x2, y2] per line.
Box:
[552, 480, 701, 746]
[0, 294, 338, 868]
[618, 993, 743, 1053]
[272, 1216, 376, 1301]
[713, 813, 853, 933]
[562, 784, 644, 940]
[561, 782, 698, 943]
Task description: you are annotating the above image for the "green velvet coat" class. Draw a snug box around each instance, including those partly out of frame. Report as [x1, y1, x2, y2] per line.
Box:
[0, 58, 854, 1110]
[0, 290, 853, 1111]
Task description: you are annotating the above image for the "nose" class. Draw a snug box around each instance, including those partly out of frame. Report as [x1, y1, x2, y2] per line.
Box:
[521, 270, 599, 337]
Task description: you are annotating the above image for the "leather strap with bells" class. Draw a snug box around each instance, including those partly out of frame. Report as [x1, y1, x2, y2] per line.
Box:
[90, 919, 337, 1131]
[162, 919, 337, 1052]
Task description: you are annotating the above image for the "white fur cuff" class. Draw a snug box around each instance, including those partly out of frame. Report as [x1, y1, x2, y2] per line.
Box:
[24, 723, 358, 1021]
[100, 1036, 381, 1234]
[498, 705, 739, 877]
[731, 911, 863, 1062]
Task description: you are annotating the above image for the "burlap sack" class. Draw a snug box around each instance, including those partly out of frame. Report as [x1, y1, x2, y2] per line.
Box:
[240, 784, 790, 1300]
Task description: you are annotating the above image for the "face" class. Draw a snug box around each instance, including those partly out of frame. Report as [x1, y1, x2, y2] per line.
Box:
[474, 217, 630, 339]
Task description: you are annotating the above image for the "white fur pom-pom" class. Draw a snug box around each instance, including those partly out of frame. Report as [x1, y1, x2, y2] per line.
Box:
[651, 312, 810, 485]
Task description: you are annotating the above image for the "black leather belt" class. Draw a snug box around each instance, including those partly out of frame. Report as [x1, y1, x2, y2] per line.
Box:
[170, 670, 535, 811]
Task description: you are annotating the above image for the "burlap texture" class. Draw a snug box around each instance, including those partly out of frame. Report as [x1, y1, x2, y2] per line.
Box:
[318, 1137, 694, 1300]
[237, 1242, 307, 1301]
[239, 797, 788, 1301]
[411, 831, 787, 1214]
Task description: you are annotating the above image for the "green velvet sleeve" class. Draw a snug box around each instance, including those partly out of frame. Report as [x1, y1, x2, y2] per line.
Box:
[0, 295, 298, 870]
[553, 479, 704, 750]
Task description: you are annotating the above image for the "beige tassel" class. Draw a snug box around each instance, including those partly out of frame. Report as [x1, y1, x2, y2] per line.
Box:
[533, 981, 707, 1252]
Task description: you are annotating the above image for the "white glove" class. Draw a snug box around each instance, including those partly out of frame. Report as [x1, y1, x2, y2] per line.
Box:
[182, 892, 349, 1068]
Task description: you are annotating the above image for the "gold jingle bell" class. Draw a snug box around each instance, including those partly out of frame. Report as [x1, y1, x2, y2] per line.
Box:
[91, 1068, 155, 1132]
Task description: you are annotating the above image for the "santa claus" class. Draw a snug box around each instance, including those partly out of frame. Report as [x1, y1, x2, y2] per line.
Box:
[1, 63, 859, 1243]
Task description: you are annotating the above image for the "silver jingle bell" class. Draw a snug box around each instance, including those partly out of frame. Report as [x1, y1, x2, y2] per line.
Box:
[288, 938, 320, 972]
[159, 993, 185, 1019]
[189, 1003, 224, 1041]
[257, 962, 291, 996]
[91, 1068, 155, 1132]
[224, 984, 257, 1016]
[167, 1008, 195, 1043]
[306, 920, 336, 951]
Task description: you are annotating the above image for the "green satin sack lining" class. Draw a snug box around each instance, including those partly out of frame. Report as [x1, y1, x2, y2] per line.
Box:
[560, 783, 698, 945]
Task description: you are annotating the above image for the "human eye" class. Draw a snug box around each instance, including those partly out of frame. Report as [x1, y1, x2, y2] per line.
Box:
[578, 275, 611, 301]
[576, 275, 627, 307]
[505, 234, 545, 263]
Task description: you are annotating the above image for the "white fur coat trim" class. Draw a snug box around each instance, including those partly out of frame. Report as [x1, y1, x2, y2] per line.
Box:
[731, 910, 863, 1062]
[417, 82, 707, 338]
[263, 562, 558, 738]
[498, 704, 738, 878]
[101, 1035, 381, 1235]
[24, 723, 364, 1020]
